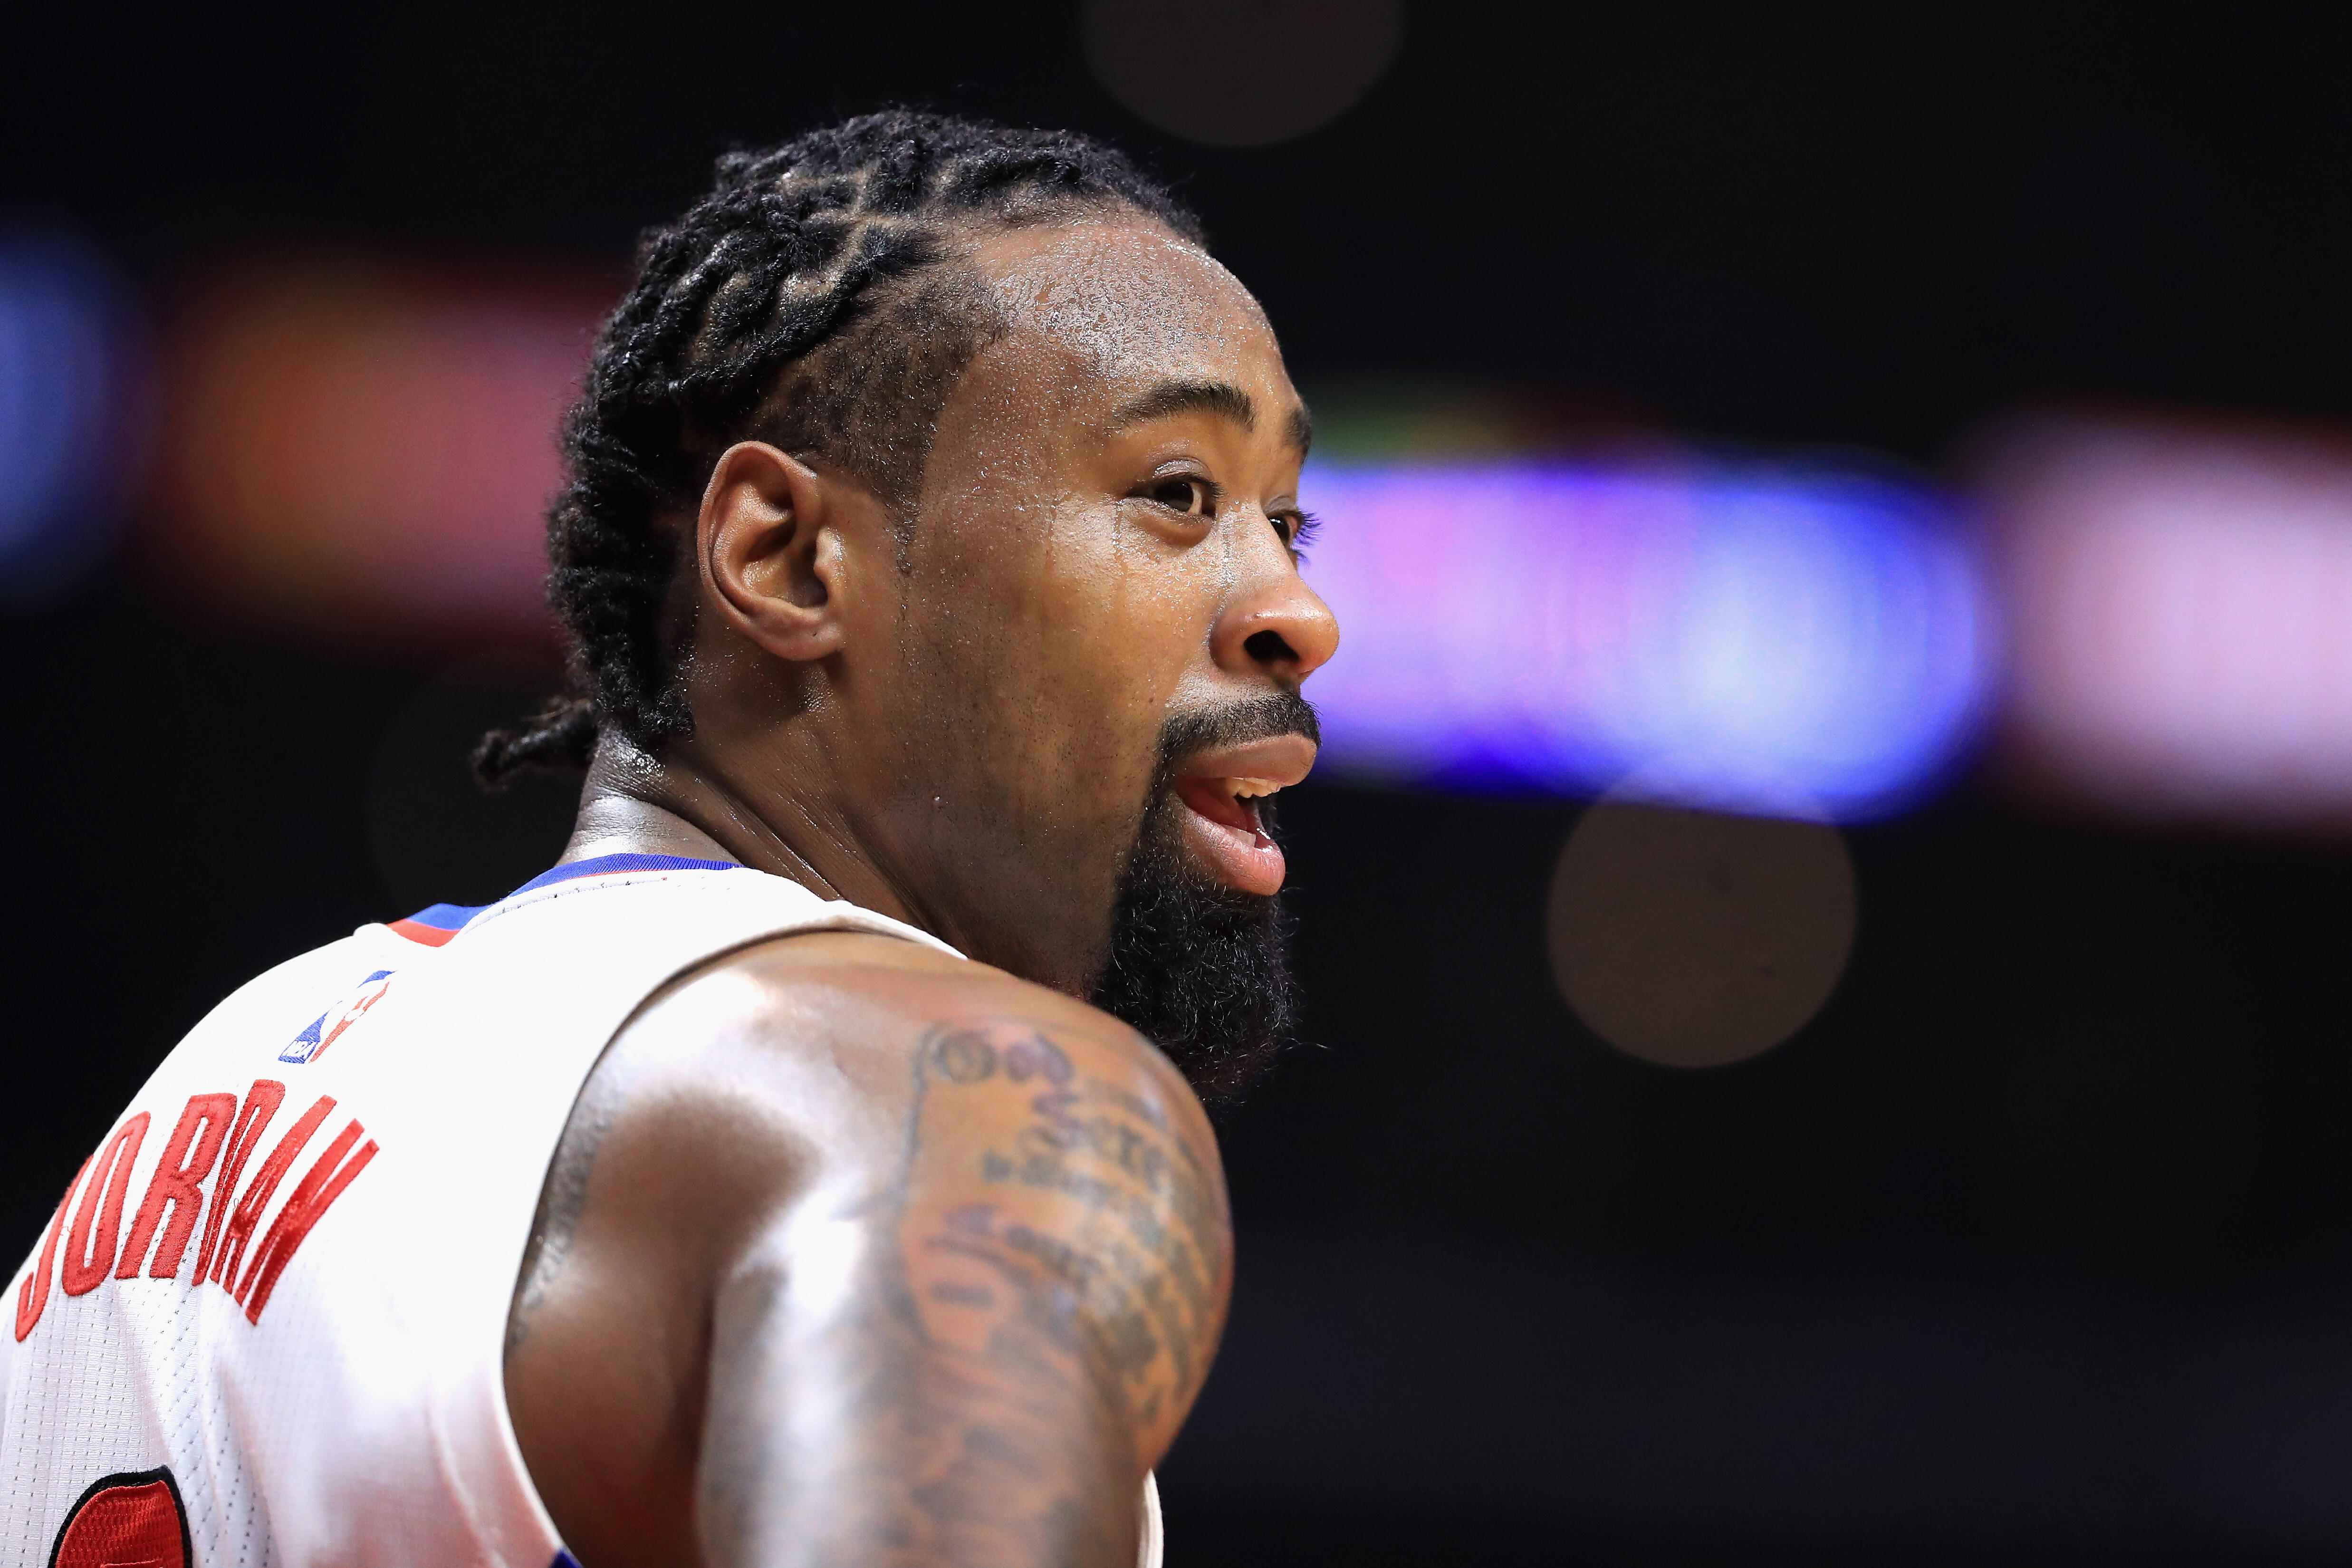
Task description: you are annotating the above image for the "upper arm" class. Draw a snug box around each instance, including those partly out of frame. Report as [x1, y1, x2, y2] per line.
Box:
[890, 1011, 1230, 1453]
[506, 935, 1230, 1568]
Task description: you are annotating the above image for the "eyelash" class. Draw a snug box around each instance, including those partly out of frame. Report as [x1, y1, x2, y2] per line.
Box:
[1139, 478, 1318, 556]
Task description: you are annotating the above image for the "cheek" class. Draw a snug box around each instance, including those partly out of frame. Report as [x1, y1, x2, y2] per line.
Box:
[1008, 514, 1190, 779]
[895, 509, 1171, 818]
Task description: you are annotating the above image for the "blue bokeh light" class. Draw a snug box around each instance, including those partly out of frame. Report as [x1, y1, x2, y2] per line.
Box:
[1298, 458, 1994, 819]
[0, 229, 135, 601]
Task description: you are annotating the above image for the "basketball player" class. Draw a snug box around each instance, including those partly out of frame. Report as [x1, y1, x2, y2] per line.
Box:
[0, 113, 1336, 1568]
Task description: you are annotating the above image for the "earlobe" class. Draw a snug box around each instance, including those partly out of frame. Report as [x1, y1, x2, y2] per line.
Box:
[700, 442, 850, 663]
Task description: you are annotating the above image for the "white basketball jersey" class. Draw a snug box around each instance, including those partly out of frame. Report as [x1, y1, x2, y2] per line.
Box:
[0, 856, 1164, 1567]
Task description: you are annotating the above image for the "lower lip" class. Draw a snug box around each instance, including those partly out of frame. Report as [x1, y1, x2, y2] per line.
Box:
[1172, 778, 1287, 896]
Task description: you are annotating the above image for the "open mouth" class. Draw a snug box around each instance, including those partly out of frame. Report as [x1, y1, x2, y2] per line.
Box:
[1169, 733, 1318, 897]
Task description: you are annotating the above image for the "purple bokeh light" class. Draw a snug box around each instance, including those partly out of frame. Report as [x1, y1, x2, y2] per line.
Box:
[1992, 417, 2352, 819]
[1297, 458, 1994, 819]
[0, 228, 136, 601]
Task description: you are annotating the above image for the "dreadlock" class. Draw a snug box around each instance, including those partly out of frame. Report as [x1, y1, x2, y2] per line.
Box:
[474, 111, 1202, 784]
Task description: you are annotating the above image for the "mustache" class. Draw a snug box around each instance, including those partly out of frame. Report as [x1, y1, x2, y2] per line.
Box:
[1151, 691, 1322, 785]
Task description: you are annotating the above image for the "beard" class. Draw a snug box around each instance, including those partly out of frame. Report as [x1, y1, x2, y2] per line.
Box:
[1087, 693, 1316, 1106]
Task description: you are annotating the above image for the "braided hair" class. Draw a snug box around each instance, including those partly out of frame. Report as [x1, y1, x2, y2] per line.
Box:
[474, 111, 1202, 784]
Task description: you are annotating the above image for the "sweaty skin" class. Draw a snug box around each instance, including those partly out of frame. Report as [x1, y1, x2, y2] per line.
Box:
[503, 220, 1338, 1566]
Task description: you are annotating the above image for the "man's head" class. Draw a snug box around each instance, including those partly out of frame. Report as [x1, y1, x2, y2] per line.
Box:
[481, 113, 1337, 1097]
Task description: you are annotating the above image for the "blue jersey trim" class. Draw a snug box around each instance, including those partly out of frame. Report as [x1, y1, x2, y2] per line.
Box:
[509, 852, 740, 897]
[381, 856, 738, 943]
[400, 902, 486, 933]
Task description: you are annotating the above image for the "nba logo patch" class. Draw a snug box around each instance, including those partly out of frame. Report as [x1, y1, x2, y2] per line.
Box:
[281, 970, 395, 1064]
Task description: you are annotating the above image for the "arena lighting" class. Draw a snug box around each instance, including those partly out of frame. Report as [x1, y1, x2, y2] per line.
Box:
[152, 261, 614, 649]
[0, 228, 137, 602]
[144, 269, 1992, 816]
[1298, 459, 1993, 818]
[1991, 416, 2352, 819]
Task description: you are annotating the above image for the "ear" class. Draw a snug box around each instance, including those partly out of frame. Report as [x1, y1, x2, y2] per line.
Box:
[698, 441, 852, 663]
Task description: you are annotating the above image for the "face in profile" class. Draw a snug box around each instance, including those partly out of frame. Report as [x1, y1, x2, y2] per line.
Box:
[852, 219, 1339, 1096]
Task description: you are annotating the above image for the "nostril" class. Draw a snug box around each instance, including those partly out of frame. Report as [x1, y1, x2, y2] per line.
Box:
[1244, 629, 1297, 665]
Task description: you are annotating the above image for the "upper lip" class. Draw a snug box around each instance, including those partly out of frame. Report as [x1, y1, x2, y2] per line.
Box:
[1172, 733, 1319, 798]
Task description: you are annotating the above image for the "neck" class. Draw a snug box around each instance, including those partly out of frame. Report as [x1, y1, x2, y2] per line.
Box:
[561, 736, 925, 932]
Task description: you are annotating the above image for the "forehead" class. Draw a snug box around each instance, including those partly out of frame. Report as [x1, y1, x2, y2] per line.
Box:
[964, 220, 1290, 403]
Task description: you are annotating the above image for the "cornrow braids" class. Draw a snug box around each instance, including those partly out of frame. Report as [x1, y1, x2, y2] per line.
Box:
[474, 110, 1202, 785]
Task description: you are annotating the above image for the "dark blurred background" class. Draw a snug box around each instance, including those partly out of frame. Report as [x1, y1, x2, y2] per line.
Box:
[12, 4, 2352, 1562]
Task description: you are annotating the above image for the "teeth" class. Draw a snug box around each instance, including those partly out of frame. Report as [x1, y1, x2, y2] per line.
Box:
[1229, 778, 1283, 800]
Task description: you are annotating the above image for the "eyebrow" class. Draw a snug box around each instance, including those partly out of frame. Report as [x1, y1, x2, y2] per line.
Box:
[1286, 402, 1314, 457]
[1109, 378, 1315, 456]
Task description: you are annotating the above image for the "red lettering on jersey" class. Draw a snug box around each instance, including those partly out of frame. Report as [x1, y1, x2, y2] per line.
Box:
[237, 1116, 377, 1323]
[49, 1467, 191, 1568]
[61, 1115, 150, 1297]
[14, 1157, 90, 1342]
[207, 1094, 334, 1294]
[14, 1082, 381, 1338]
[193, 1080, 285, 1287]
[117, 1093, 237, 1281]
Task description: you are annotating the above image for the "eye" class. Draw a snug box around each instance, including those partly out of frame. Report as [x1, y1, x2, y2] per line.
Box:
[1143, 476, 1214, 516]
[1277, 509, 1320, 555]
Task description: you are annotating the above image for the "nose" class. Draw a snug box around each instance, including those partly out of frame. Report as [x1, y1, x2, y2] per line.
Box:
[1212, 529, 1340, 685]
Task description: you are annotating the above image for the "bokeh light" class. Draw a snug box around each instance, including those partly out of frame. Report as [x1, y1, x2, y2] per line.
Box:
[1990, 415, 2352, 821]
[1083, 0, 1405, 148]
[0, 227, 138, 602]
[1548, 801, 1857, 1068]
[1301, 457, 1994, 819]
[151, 260, 612, 650]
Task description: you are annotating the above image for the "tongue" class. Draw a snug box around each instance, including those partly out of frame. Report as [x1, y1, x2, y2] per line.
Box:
[1172, 777, 1287, 896]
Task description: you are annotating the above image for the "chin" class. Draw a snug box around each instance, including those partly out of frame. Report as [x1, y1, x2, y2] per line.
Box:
[1087, 791, 1299, 1106]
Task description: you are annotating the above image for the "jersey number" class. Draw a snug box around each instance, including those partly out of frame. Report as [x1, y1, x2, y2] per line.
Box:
[46, 1467, 191, 1568]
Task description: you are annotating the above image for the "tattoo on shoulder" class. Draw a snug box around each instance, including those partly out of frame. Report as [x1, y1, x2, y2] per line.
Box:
[897, 1018, 1229, 1433]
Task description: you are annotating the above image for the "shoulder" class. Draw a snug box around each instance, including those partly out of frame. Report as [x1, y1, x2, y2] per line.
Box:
[566, 928, 1219, 1250]
[508, 928, 1231, 1541]
[187, 929, 396, 1039]
[666, 933, 1234, 1458]
[624, 929, 1206, 1143]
